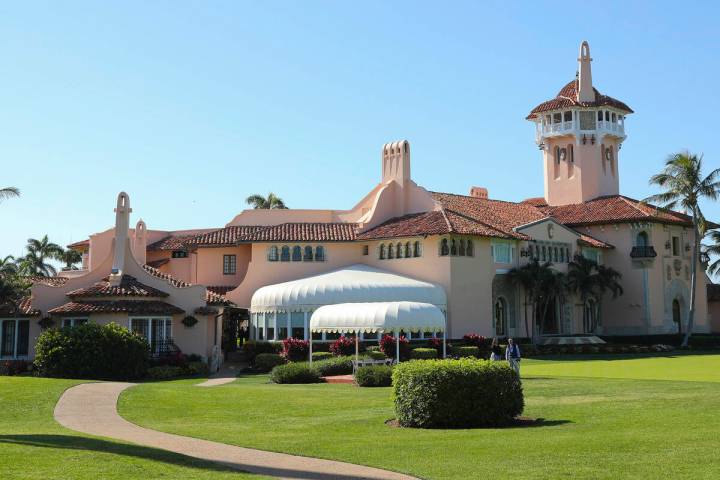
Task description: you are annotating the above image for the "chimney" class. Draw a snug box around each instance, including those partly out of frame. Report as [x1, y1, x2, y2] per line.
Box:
[577, 41, 596, 103]
[134, 219, 147, 266]
[381, 140, 411, 184]
[469, 186, 488, 199]
[109, 192, 132, 285]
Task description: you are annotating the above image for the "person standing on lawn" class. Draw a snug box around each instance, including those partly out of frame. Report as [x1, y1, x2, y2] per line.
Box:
[505, 338, 521, 376]
[490, 338, 502, 361]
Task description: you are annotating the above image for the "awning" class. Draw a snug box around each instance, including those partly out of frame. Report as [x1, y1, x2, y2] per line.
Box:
[310, 301, 445, 334]
[250, 264, 446, 313]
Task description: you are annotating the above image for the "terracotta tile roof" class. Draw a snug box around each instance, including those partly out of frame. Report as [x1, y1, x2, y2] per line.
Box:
[66, 275, 169, 299]
[207, 286, 238, 296]
[48, 300, 184, 315]
[141, 264, 231, 305]
[67, 239, 89, 250]
[0, 296, 40, 317]
[147, 234, 201, 251]
[242, 223, 358, 242]
[194, 306, 219, 315]
[708, 284, 720, 302]
[540, 195, 693, 227]
[521, 197, 548, 207]
[31, 276, 69, 287]
[190, 226, 267, 247]
[576, 233, 614, 249]
[146, 258, 170, 269]
[527, 79, 633, 119]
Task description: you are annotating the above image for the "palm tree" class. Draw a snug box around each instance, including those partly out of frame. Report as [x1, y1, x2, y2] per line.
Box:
[18, 235, 63, 277]
[0, 255, 19, 275]
[508, 259, 556, 343]
[57, 248, 83, 271]
[0, 273, 30, 315]
[644, 151, 720, 347]
[537, 268, 567, 335]
[0, 186, 20, 203]
[245, 192, 288, 209]
[704, 229, 720, 277]
[567, 254, 623, 333]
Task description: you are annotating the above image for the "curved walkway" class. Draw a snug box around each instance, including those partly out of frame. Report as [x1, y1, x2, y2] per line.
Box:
[54, 382, 416, 480]
[196, 362, 245, 387]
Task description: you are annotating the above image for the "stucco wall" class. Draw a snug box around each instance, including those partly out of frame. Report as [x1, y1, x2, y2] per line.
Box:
[194, 245, 252, 287]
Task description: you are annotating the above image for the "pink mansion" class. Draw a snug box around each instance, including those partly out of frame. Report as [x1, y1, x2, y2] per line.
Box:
[3, 42, 718, 362]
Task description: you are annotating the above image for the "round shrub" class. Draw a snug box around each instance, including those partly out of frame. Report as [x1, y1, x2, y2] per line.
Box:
[312, 356, 353, 376]
[281, 337, 309, 362]
[311, 351, 333, 361]
[34, 322, 149, 380]
[451, 345, 480, 358]
[379, 334, 410, 360]
[410, 348, 438, 360]
[392, 358, 524, 428]
[255, 353, 286, 372]
[355, 365, 393, 387]
[271, 362, 322, 384]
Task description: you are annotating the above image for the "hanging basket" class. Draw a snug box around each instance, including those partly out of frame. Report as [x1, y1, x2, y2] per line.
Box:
[182, 315, 198, 328]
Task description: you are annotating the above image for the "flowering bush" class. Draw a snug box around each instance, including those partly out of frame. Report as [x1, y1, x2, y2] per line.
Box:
[379, 334, 410, 361]
[426, 337, 443, 356]
[330, 335, 355, 356]
[463, 333, 488, 348]
[281, 337, 309, 362]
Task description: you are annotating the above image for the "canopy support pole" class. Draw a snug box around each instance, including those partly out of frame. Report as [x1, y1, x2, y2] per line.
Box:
[355, 333, 359, 375]
[309, 333, 313, 364]
[396, 331, 400, 364]
[443, 316, 447, 359]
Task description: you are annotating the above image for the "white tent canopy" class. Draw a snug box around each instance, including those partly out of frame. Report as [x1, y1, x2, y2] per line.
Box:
[250, 264, 447, 313]
[310, 301, 445, 334]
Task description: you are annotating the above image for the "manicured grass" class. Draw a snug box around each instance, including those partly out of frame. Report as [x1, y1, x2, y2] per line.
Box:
[0, 376, 263, 479]
[119, 354, 720, 480]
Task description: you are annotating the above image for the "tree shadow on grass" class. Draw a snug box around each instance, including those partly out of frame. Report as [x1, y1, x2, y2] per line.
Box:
[0, 434, 406, 480]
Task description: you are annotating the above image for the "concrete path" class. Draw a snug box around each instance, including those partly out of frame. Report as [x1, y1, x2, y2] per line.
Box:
[54, 382, 416, 480]
[196, 362, 245, 387]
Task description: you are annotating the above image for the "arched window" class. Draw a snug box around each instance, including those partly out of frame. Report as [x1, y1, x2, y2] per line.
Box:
[315, 246, 325, 262]
[292, 245, 302, 262]
[388, 243, 395, 259]
[466, 240, 474, 257]
[459, 239, 466, 256]
[450, 239, 458, 256]
[268, 245, 279, 262]
[303, 246, 313, 261]
[280, 246, 290, 262]
[494, 297, 507, 336]
[413, 241, 422, 257]
[440, 239, 449, 256]
[405, 242, 411, 258]
[636, 231, 649, 247]
[396, 242, 404, 258]
[379, 244, 386, 259]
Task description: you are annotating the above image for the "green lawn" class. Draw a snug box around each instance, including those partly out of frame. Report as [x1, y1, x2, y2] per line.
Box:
[119, 353, 720, 480]
[0, 376, 264, 480]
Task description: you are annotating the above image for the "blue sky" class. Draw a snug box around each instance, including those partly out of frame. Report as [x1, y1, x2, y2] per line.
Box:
[2, 1, 719, 267]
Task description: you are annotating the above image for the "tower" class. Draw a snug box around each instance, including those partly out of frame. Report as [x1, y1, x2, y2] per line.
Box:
[527, 41, 633, 206]
[109, 191, 132, 285]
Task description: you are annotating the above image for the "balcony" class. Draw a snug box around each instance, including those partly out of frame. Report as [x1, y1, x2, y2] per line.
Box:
[630, 246, 657, 259]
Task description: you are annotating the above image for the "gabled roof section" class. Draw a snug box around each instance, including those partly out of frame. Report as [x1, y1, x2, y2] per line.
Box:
[190, 223, 358, 247]
[66, 275, 169, 299]
[189, 226, 267, 248]
[0, 296, 40, 317]
[527, 79, 633, 119]
[142, 264, 231, 305]
[576, 233, 614, 249]
[31, 276, 69, 287]
[48, 300, 184, 315]
[540, 195, 693, 227]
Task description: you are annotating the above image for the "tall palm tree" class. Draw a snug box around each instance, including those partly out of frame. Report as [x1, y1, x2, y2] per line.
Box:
[644, 151, 720, 347]
[537, 268, 567, 335]
[567, 254, 623, 333]
[0, 255, 19, 275]
[704, 229, 720, 277]
[245, 192, 288, 209]
[0, 186, 20, 203]
[18, 235, 63, 277]
[57, 248, 83, 271]
[508, 259, 556, 343]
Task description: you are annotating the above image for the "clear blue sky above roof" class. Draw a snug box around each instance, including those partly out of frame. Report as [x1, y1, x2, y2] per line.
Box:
[1, 0, 719, 259]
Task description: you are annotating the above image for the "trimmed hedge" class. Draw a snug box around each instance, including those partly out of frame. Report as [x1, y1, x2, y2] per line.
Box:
[451, 345, 480, 358]
[311, 351, 334, 361]
[355, 365, 393, 387]
[364, 350, 387, 361]
[312, 356, 353, 376]
[244, 341, 282, 363]
[255, 353, 286, 372]
[392, 358, 524, 428]
[411, 348, 438, 360]
[147, 365, 185, 379]
[270, 362, 322, 384]
[34, 322, 148, 380]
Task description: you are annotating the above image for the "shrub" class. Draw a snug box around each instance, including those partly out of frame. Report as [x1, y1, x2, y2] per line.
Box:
[311, 351, 334, 361]
[392, 358, 524, 428]
[355, 365, 393, 387]
[271, 362, 322, 384]
[462, 333, 488, 348]
[379, 334, 410, 360]
[244, 341, 281, 363]
[364, 350, 387, 360]
[365, 345, 381, 353]
[34, 322, 148, 380]
[312, 356, 353, 376]
[411, 348, 438, 360]
[451, 345, 480, 358]
[146, 365, 185, 379]
[0, 360, 28, 376]
[281, 337, 310, 362]
[186, 361, 209, 376]
[329, 335, 356, 356]
[426, 337, 444, 356]
[255, 353, 286, 372]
